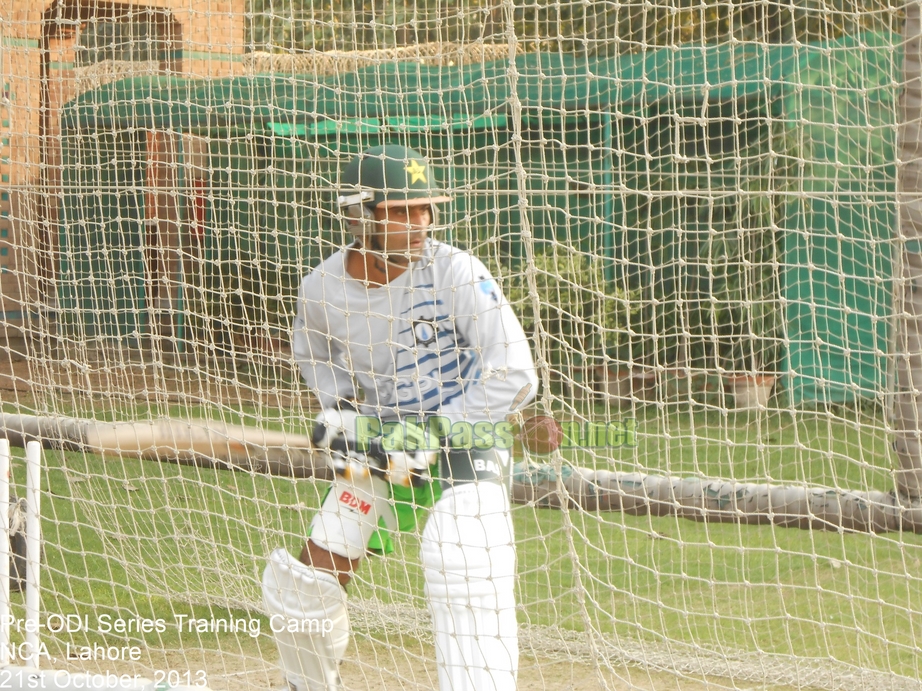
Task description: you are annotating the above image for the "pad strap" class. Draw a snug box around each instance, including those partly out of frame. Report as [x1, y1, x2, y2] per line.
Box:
[439, 448, 509, 491]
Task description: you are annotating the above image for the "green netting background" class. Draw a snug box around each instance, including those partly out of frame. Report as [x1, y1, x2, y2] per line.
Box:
[58, 31, 899, 404]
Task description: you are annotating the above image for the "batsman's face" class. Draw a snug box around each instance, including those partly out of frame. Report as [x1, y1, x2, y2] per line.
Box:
[372, 203, 432, 261]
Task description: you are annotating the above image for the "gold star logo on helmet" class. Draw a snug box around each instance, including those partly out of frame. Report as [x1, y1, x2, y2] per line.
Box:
[405, 160, 428, 185]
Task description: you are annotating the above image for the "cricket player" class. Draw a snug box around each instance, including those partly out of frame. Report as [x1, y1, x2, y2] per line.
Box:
[262, 144, 538, 691]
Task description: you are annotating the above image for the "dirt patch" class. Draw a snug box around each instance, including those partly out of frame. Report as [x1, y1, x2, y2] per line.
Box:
[0, 347, 35, 396]
[339, 638, 713, 691]
[0, 339, 305, 411]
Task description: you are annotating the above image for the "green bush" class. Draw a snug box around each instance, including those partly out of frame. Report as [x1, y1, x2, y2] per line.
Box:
[495, 248, 638, 377]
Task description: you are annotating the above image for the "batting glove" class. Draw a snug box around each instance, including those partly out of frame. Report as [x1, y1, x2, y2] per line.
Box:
[365, 419, 439, 487]
[311, 406, 365, 477]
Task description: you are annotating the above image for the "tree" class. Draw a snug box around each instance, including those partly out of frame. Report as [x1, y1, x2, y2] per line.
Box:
[246, 0, 903, 56]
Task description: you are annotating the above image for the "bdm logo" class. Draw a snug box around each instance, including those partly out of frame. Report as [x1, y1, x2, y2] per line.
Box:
[339, 491, 371, 515]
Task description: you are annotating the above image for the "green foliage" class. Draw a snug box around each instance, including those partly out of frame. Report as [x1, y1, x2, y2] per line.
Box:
[246, 0, 500, 52]
[630, 109, 785, 374]
[705, 174, 785, 373]
[246, 0, 334, 52]
[496, 248, 638, 371]
[246, 0, 903, 55]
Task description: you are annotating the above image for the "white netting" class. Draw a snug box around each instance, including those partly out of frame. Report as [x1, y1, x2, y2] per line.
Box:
[0, 0, 919, 689]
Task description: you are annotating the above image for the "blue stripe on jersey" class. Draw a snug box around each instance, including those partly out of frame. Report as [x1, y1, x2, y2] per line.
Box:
[396, 352, 439, 372]
[398, 356, 461, 376]
[439, 360, 459, 376]
[457, 354, 477, 382]
[388, 381, 458, 409]
[396, 358, 461, 388]
[421, 385, 447, 402]
[410, 299, 441, 310]
[422, 385, 469, 412]
[440, 385, 467, 407]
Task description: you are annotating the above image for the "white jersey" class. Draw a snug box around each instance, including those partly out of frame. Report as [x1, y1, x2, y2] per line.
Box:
[292, 239, 537, 424]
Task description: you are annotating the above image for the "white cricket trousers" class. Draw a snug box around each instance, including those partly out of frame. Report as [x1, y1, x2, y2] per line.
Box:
[421, 482, 518, 691]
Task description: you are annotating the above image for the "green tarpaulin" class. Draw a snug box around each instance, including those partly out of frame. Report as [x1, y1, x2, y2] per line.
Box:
[58, 32, 900, 403]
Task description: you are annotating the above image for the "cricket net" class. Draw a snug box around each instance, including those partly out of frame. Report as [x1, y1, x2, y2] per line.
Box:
[0, 0, 920, 689]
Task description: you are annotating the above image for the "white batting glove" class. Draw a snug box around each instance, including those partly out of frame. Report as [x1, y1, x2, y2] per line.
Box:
[311, 408, 364, 477]
[311, 408, 360, 449]
[365, 418, 440, 487]
[383, 450, 438, 488]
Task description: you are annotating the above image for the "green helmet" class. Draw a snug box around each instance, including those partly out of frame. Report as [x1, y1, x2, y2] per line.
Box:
[338, 145, 450, 232]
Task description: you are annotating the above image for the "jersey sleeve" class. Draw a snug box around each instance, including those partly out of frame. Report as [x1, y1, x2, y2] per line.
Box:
[439, 254, 538, 424]
[291, 272, 356, 409]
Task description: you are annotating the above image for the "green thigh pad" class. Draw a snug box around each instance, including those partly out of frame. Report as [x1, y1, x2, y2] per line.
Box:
[367, 470, 442, 555]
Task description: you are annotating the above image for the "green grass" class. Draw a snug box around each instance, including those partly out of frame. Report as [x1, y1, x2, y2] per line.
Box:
[6, 407, 922, 683]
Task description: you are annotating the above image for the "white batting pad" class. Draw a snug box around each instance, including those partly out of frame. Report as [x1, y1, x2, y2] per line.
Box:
[421, 483, 518, 691]
[310, 472, 394, 560]
[262, 549, 350, 691]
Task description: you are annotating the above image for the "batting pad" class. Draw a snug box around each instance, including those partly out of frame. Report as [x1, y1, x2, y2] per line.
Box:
[421, 483, 518, 691]
[310, 473, 394, 560]
[262, 549, 350, 691]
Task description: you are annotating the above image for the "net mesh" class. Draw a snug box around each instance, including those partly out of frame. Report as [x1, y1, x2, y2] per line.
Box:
[0, 0, 919, 689]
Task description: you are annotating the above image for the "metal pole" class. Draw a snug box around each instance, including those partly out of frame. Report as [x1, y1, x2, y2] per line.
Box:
[25, 442, 40, 668]
[0, 439, 10, 665]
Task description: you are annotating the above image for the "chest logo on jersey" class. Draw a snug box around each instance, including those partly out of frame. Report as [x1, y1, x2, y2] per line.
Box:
[412, 318, 438, 346]
[477, 274, 500, 303]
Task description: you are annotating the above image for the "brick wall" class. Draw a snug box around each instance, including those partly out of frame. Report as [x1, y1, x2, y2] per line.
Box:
[0, 0, 246, 330]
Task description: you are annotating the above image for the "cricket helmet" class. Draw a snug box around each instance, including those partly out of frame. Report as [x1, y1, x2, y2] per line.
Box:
[337, 145, 450, 238]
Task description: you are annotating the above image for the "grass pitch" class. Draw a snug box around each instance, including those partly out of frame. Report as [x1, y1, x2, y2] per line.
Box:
[2, 406, 919, 689]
